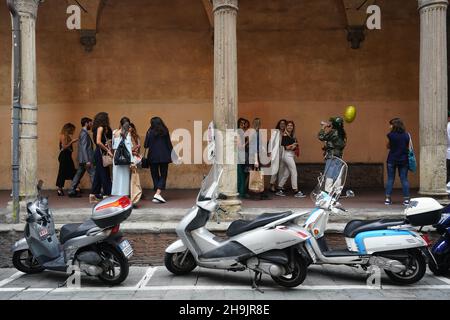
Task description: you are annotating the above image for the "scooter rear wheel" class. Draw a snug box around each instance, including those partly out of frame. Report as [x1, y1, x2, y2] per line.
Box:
[97, 245, 129, 285]
[165, 251, 197, 275]
[271, 253, 307, 288]
[384, 249, 426, 285]
[12, 249, 44, 274]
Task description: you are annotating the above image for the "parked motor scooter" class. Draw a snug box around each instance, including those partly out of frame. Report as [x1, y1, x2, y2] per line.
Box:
[11, 181, 134, 285]
[164, 166, 313, 289]
[428, 204, 450, 275]
[301, 157, 442, 285]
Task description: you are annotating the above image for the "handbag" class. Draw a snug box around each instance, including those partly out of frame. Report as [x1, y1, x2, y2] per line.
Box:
[141, 148, 150, 169]
[130, 167, 142, 204]
[249, 169, 264, 193]
[101, 132, 113, 167]
[408, 133, 417, 173]
[114, 137, 132, 166]
[102, 153, 113, 167]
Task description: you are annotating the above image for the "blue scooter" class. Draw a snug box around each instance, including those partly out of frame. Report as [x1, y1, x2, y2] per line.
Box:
[429, 204, 450, 275]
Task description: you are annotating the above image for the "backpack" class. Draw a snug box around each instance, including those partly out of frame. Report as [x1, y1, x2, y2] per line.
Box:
[114, 137, 131, 166]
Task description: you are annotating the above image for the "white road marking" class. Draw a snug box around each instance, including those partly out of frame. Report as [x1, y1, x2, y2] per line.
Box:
[1, 284, 450, 293]
[431, 275, 450, 285]
[425, 270, 450, 285]
[135, 267, 158, 289]
[0, 272, 24, 288]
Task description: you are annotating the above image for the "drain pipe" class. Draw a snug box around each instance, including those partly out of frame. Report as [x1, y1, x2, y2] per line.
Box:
[7, 0, 22, 223]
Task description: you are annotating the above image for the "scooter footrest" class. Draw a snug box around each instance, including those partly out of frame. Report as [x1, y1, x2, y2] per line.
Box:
[322, 249, 362, 257]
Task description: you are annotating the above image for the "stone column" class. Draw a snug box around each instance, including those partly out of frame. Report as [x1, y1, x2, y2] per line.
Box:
[418, 0, 448, 196]
[212, 0, 241, 214]
[14, 0, 40, 199]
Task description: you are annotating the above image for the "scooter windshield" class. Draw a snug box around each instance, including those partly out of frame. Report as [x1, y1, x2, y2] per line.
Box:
[197, 165, 223, 202]
[311, 157, 348, 202]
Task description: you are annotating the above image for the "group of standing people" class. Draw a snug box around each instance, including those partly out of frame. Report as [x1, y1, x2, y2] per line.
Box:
[236, 116, 348, 200]
[56, 111, 415, 207]
[56, 113, 174, 206]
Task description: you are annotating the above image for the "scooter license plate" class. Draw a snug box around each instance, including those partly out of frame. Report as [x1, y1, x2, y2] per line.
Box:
[119, 240, 133, 259]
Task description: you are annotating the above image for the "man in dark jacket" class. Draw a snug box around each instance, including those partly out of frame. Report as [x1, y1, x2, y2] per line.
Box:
[68, 117, 95, 197]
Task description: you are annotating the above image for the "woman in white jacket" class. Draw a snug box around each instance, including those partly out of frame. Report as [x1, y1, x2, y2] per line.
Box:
[268, 119, 286, 192]
[111, 117, 134, 196]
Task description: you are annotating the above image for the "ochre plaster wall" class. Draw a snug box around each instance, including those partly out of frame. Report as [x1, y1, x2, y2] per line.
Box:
[0, 0, 421, 190]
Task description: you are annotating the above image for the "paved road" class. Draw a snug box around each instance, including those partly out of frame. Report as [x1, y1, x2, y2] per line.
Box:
[1, 265, 450, 300]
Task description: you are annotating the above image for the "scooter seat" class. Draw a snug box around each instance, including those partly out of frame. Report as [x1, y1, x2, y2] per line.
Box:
[226, 211, 293, 237]
[60, 219, 98, 244]
[343, 219, 406, 238]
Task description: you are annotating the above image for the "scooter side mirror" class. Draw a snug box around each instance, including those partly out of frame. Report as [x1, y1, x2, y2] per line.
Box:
[218, 193, 228, 200]
[37, 180, 44, 199]
[345, 190, 355, 197]
[37, 180, 43, 192]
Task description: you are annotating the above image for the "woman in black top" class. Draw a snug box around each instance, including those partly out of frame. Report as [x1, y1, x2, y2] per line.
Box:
[144, 117, 174, 204]
[275, 121, 305, 198]
[56, 123, 78, 196]
[90, 112, 113, 202]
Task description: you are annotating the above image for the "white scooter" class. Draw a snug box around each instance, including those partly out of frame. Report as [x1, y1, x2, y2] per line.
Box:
[302, 157, 442, 284]
[164, 165, 313, 289]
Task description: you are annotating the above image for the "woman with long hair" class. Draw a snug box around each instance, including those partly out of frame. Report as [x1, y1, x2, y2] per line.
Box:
[268, 119, 287, 192]
[111, 117, 133, 196]
[237, 117, 251, 199]
[56, 123, 78, 196]
[144, 117, 174, 203]
[129, 123, 143, 206]
[385, 118, 411, 205]
[90, 112, 113, 202]
[276, 121, 305, 198]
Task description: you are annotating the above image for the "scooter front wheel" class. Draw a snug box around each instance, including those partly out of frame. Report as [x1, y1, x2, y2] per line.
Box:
[384, 249, 426, 285]
[165, 251, 197, 275]
[271, 253, 307, 288]
[12, 249, 44, 274]
[429, 256, 450, 276]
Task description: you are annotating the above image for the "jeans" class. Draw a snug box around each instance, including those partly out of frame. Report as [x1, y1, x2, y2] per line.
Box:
[150, 163, 169, 191]
[237, 164, 249, 197]
[71, 163, 95, 192]
[277, 150, 298, 191]
[447, 159, 450, 183]
[385, 162, 410, 198]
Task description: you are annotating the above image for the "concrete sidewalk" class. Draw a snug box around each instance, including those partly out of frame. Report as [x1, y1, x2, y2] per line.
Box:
[0, 188, 445, 233]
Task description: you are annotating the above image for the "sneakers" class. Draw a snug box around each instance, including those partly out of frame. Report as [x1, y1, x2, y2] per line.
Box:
[153, 194, 166, 203]
[384, 197, 410, 205]
[68, 190, 82, 198]
[275, 190, 286, 197]
[294, 191, 306, 198]
[89, 194, 102, 203]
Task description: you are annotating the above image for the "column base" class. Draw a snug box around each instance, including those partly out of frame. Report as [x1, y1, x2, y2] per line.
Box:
[219, 194, 242, 220]
[5, 199, 30, 224]
[418, 189, 449, 199]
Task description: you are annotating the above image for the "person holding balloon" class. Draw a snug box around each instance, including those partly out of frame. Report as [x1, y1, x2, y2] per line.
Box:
[318, 116, 347, 160]
[318, 106, 355, 190]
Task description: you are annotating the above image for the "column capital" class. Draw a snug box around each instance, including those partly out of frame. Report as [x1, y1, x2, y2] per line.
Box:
[212, 0, 238, 13]
[418, 0, 448, 11]
[12, 0, 41, 19]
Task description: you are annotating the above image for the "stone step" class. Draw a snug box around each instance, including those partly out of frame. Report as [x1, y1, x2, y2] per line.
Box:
[41, 207, 406, 224]
[1, 221, 435, 235]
